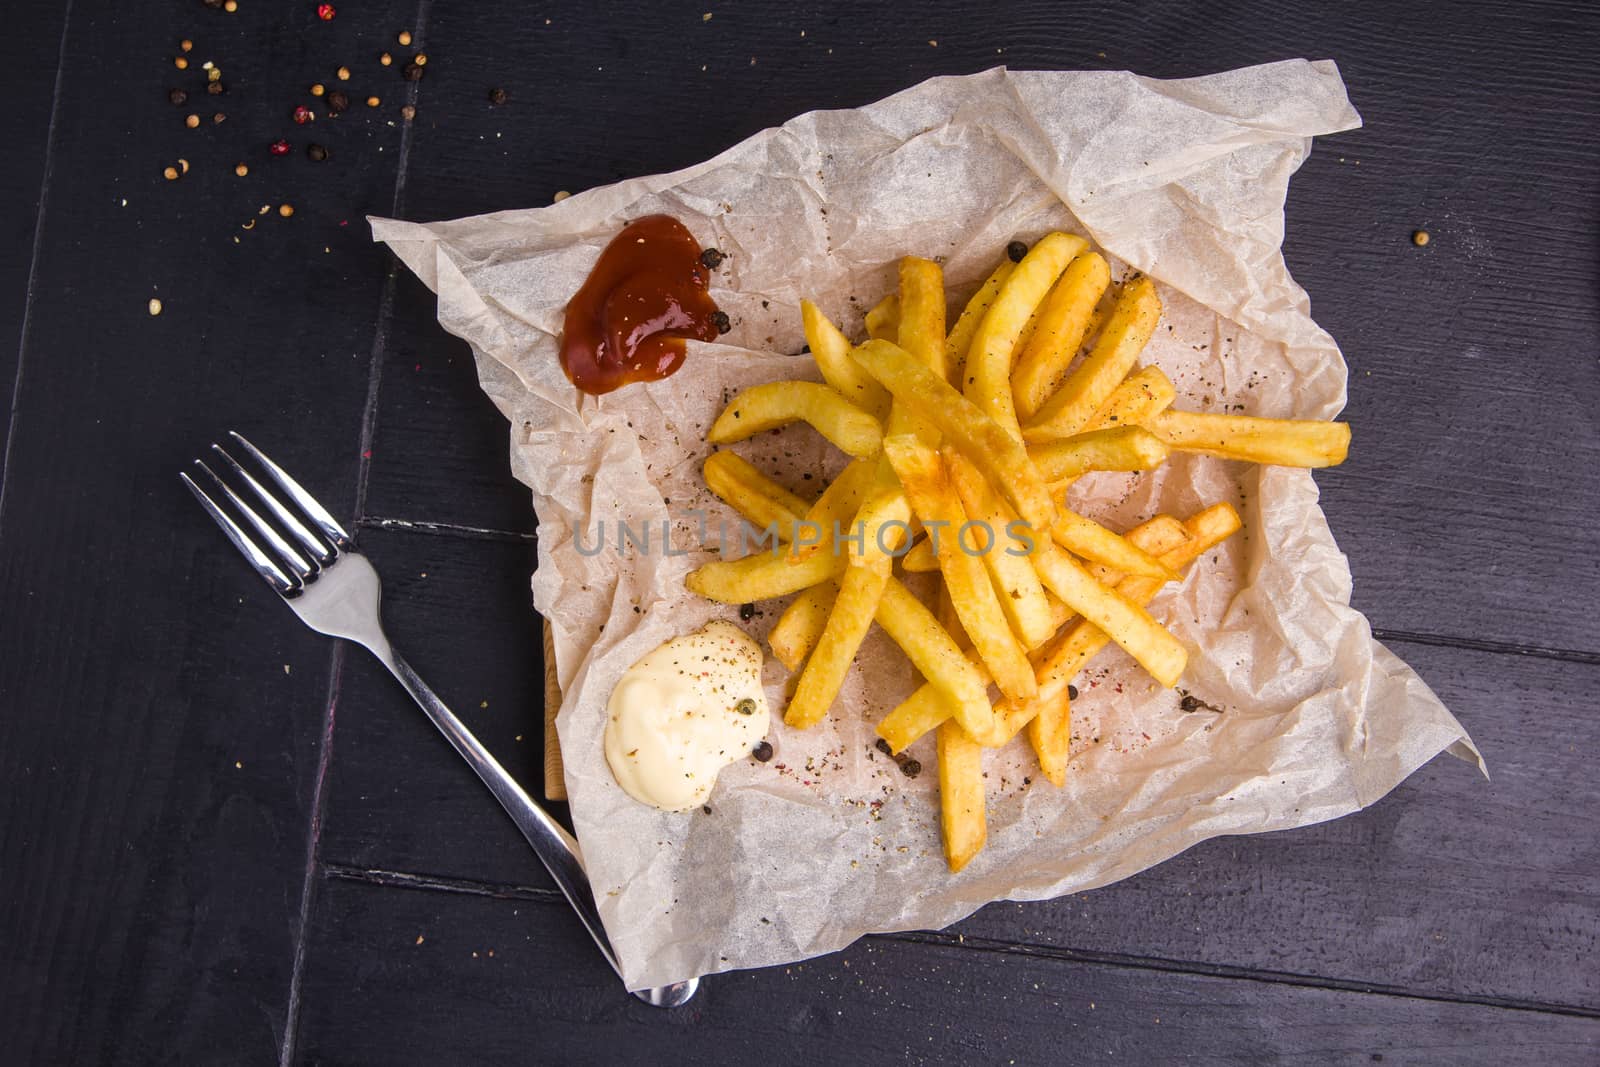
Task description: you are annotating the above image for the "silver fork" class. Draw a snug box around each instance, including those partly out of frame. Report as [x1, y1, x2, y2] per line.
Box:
[181, 431, 697, 1008]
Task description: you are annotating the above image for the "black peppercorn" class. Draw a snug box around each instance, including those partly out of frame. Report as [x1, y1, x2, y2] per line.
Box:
[327, 90, 350, 114]
[168, 88, 188, 106]
[738, 602, 755, 621]
[402, 61, 425, 81]
[699, 247, 725, 270]
[1180, 695, 1200, 712]
[875, 738, 892, 756]
[1006, 239, 1028, 262]
[751, 741, 773, 762]
[307, 143, 328, 161]
[711, 310, 731, 335]
[206, 80, 225, 96]
[1067, 684, 1078, 701]
[734, 698, 757, 716]
[702, 805, 712, 815]
[488, 86, 508, 105]
[900, 759, 921, 778]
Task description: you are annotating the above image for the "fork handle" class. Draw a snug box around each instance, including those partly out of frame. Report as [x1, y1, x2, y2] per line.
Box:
[376, 649, 623, 979]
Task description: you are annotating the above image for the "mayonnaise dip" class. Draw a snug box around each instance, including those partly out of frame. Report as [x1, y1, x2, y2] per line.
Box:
[604, 620, 770, 812]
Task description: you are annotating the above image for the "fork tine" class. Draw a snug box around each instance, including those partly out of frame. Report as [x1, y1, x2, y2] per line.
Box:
[181, 472, 300, 597]
[193, 459, 316, 582]
[228, 431, 353, 551]
[211, 443, 335, 566]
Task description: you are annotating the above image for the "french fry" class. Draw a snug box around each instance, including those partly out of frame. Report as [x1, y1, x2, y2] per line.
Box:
[876, 579, 993, 736]
[703, 450, 815, 536]
[1024, 274, 1162, 443]
[1082, 365, 1175, 432]
[945, 259, 1015, 384]
[1143, 409, 1352, 468]
[876, 512, 1202, 754]
[944, 449, 1057, 650]
[901, 535, 938, 572]
[885, 256, 948, 446]
[710, 381, 884, 458]
[786, 456, 878, 563]
[801, 300, 891, 417]
[1011, 252, 1112, 420]
[965, 232, 1085, 439]
[865, 293, 901, 341]
[937, 720, 986, 872]
[769, 582, 837, 671]
[1028, 535, 1188, 688]
[1028, 426, 1170, 484]
[882, 434, 1036, 701]
[787, 561, 891, 728]
[1052, 507, 1173, 580]
[849, 339, 1056, 533]
[1027, 688, 1073, 786]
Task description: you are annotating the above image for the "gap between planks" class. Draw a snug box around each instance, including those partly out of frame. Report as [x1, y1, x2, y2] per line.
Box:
[318, 862, 1600, 1021]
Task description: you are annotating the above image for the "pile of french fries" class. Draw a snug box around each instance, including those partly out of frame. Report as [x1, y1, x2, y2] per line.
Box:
[687, 234, 1350, 871]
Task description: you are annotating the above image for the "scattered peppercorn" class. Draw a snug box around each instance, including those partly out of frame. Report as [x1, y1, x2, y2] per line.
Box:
[365, 95, 380, 107]
[336, 65, 350, 81]
[711, 310, 731, 334]
[169, 88, 188, 105]
[397, 30, 413, 46]
[702, 805, 712, 815]
[163, 166, 179, 180]
[736, 602, 756, 620]
[1180, 695, 1199, 712]
[875, 738, 892, 756]
[488, 86, 508, 105]
[399, 104, 415, 121]
[700, 247, 725, 269]
[751, 741, 774, 762]
[206, 80, 224, 95]
[1412, 230, 1430, 246]
[326, 90, 349, 113]
[174, 56, 189, 70]
[734, 697, 757, 716]
[268, 139, 291, 156]
[317, 3, 336, 20]
[180, 39, 194, 52]
[900, 759, 921, 779]
[310, 82, 325, 96]
[380, 51, 393, 66]
[234, 162, 248, 176]
[292, 104, 315, 125]
[1067, 684, 1078, 700]
[278, 203, 294, 217]
[1006, 239, 1028, 262]
[402, 61, 424, 81]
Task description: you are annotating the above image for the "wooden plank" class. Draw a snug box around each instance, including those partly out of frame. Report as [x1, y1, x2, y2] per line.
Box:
[315, 526, 558, 890]
[293, 875, 1600, 1065]
[0, 0, 426, 1061]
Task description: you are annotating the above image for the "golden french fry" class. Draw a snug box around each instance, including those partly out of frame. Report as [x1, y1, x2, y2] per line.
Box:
[1003, 502, 1243, 742]
[1028, 426, 1170, 484]
[884, 256, 948, 446]
[1011, 252, 1112, 420]
[703, 450, 815, 535]
[769, 582, 837, 671]
[1027, 687, 1073, 786]
[1082, 365, 1175, 432]
[876, 578, 993, 736]
[945, 258, 1015, 384]
[882, 434, 1036, 701]
[865, 293, 901, 341]
[710, 381, 883, 458]
[1144, 409, 1351, 468]
[686, 544, 842, 603]
[849, 339, 1056, 534]
[876, 511, 1206, 754]
[1052, 507, 1173, 579]
[786, 457, 878, 564]
[1024, 274, 1162, 443]
[801, 300, 891, 417]
[1084, 514, 1188, 586]
[786, 561, 891, 728]
[901, 535, 938, 572]
[937, 720, 986, 872]
[1028, 535, 1188, 688]
[965, 232, 1086, 439]
[944, 449, 1056, 650]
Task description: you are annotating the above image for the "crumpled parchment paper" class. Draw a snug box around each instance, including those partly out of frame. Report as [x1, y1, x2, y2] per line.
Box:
[373, 60, 1482, 992]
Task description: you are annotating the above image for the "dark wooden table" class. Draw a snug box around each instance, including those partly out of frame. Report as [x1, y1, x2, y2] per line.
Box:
[3, 3, 1597, 1063]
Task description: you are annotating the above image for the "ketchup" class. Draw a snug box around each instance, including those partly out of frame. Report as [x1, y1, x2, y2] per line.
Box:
[558, 215, 723, 395]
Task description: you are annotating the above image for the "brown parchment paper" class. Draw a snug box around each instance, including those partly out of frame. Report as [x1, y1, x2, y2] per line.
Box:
[373, 61, 1482, 992]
